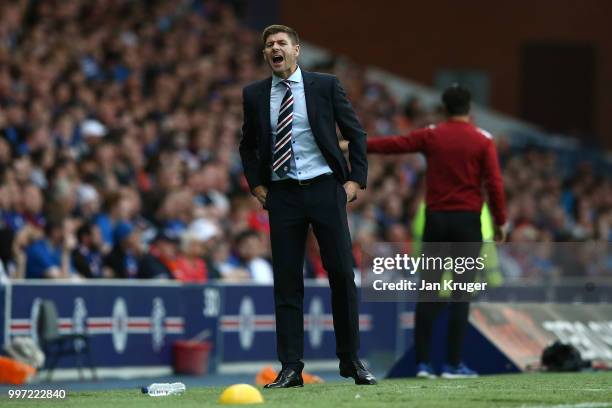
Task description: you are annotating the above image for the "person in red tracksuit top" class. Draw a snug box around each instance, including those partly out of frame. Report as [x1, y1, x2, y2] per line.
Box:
[343, 84, 507, 378]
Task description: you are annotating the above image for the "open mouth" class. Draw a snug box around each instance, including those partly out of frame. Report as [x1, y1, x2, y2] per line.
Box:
[272, 55, 284, 64]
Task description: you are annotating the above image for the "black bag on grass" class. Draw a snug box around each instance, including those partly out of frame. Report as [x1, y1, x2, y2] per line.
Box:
[541, 341, 589, 372]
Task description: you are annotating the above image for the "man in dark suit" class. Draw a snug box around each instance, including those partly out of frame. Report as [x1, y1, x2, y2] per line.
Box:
[239, 24, 376, 388]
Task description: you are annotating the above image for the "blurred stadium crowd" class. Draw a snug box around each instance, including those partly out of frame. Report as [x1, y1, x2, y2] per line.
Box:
[0, 0, 609, 282]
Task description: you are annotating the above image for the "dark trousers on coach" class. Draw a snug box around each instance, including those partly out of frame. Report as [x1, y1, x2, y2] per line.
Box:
[266, 175, 359, 368]
[414, 211, 482, 366]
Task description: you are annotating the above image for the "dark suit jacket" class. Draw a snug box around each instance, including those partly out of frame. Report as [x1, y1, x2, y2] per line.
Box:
[239, 70, 367, 190]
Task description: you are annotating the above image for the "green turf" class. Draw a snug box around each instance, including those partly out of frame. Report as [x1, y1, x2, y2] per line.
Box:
[3, 373, 612, 407]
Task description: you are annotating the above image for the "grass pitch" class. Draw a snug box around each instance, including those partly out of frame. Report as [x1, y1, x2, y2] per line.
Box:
[4, 372, 612, 407]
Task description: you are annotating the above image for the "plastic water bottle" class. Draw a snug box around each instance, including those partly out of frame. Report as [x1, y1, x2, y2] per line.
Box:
[141, 382, 186, 397]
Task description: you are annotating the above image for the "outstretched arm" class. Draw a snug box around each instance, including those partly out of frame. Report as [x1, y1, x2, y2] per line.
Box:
[340, 128, 429, 154]
[367, 127, 429, 154]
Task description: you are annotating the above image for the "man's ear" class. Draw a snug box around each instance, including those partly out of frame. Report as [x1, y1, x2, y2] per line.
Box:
[295, 44, 300, 57]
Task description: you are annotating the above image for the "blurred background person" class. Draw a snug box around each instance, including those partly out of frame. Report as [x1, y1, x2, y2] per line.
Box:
[228, 229, 273, 284]
[173, 232, 208, 283]
[72, 222, 110, 279]
[137, 230, 179, 280]
[103, 222, 143, 279]
[22, 220, 77, 279]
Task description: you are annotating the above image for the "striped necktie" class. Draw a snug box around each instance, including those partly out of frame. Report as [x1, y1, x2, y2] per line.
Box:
[272, 80, 294, 177]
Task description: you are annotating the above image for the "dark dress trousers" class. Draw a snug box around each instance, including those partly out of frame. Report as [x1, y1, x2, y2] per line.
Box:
[239, 70, 367, 366]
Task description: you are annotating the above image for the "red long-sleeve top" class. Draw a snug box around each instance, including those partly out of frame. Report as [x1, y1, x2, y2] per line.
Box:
[367, 119, 507, 225]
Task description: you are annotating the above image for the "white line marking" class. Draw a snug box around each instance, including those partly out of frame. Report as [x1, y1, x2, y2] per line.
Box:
[218, 359, 346, 374]
[31, 366, 173, 382]
[519, 403, 612, 408]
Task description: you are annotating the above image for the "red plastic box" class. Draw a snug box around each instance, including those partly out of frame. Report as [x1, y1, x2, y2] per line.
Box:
[172, 340, 212, 376]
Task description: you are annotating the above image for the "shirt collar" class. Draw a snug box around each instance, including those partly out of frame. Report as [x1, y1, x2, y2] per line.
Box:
[272, 66, 302, 87]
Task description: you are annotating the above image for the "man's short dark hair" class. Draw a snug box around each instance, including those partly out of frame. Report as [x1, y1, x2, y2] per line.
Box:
[442, 84, 472, 116]
[235, 229, 259, 246]
[77, 222, 93, 242]
[262, 25, 300, 46]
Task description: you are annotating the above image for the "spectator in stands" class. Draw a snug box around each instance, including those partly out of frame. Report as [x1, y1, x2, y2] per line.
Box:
[72, 222, 109, 279]
[9, 225, 41, 279]
[187, 218, 223, 280]
[19, 184, 46, 228]
[76, 184, 101, 222]
[156, 189, 194, 239]
[189, 161, 231, 219]
[0, 138, 12, 168]
[138, 231, 178, 280]
[94, 191, 133, 250]
[23, 220, 76, 279]
[173, 232, 208, 283]
[209, 239, 252, 282]
[103, 222, 142, 279]
[228, 230, 273, 284]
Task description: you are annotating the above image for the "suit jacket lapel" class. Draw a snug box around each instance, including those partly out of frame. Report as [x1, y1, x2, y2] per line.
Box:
[302, 70, 318, 132]
[258, 77, 272, 149]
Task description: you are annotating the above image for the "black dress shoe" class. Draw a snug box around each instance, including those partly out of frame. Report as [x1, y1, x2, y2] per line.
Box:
[263, 367, 304, 388]
[339, 359, 377, 385]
